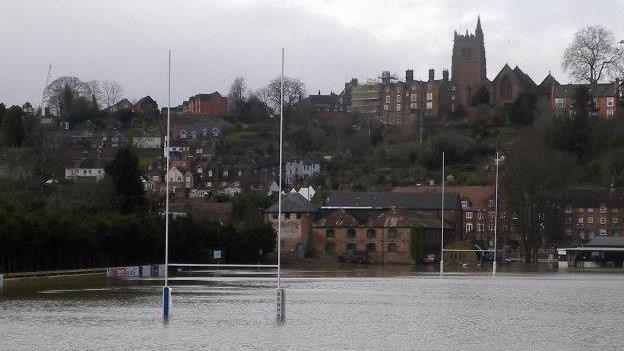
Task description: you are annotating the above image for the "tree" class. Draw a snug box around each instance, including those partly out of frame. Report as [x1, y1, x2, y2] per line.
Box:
[471, 86, 491, 106]
[105, 145, 145, 213]
[502, 133, 572, 262]
[0, 103, 5, 126]
[227, 77, 247, 115]
[562, 25, 624, 84]
[43, 76, 87, 115]
[506, 92, 538, 125]
[259, 75, 306, 117]
[101, 80, 124, 107]
[0, 106, 25, 147]
[547, 86, 594, 159]
[83, 80, 102, 106]
[409, 228, 423, 264]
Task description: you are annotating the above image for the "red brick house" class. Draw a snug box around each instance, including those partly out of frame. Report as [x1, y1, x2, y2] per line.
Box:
[133, 96, 159, 119]
[551, 81, 621, 118]
[182, 92, 228, 116]
[104, 98, 133, 113]
[265, 193, 317, 258]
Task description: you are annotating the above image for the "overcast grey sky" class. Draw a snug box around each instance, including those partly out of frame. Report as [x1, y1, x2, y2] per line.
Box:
[1, 0, 623, 107]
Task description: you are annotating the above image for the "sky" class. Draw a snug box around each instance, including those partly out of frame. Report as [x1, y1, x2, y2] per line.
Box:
[1, 0, 623, 108]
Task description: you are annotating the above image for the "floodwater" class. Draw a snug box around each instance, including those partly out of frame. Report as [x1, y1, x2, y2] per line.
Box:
[2, 268, 624, 350]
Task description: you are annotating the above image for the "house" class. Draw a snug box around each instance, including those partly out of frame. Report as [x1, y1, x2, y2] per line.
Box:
[311, 191, 460, 264]
[300, 91, 345, 120]
[103, 98, 133, 114]
[298, 186, 316, 201]
[265, 193, 318, 257]
[284, 158, 321, 185]
[65, 168, 105, 181]
[564, 188, 624, 239]
[133, 96, 159, 119]
[551, 81, 620, 118]
[133, 132, 162, 149]
[182, 92, 228, 116]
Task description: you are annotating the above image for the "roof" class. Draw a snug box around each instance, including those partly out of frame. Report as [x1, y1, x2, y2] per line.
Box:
[171, 202, 232, 222]
[191, 92, 224, 100]
[565, 188, 624, 208]
[553, 83, 618, 98]
[304, 93, 340, 105]
[587, 236, 624, 247]
[321, 191, 459, 210]
[136, 96, 157, 105]
[266, 193, 317, 213]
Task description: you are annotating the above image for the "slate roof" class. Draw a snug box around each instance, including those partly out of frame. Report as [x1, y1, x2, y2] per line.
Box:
[266, 193, 317, 213]
[565, 188, 624, 208]
[321, 191, 459, 210]
[553, 83, 618, 98]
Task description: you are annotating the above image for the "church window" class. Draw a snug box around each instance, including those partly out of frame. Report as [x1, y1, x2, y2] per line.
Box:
[500, 76, 513, 99]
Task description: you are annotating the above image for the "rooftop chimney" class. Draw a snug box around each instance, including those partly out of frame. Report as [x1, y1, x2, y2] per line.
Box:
[429, 69, 435, 81]
[381, 71, 391, 84]
[406, 69, 414, 82]
[442, 69, 449, 81]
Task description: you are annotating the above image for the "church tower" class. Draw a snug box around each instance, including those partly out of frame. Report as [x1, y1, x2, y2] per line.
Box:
[451, 16, 487, 106]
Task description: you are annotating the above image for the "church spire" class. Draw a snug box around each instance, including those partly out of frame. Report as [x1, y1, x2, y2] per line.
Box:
[476, 16, 483, 37]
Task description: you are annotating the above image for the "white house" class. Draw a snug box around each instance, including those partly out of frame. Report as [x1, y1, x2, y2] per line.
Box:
[284, 159, 321, 185]
[298, 186, 316, 201]
[65, 168, 105, 181]
[133, 135, 162, 149]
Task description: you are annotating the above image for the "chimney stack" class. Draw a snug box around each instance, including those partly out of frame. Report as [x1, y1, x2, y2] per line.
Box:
[381, 71, 391, 84]
[429, 69, 435, 81]
[406, 69, 414, 82]
[442, 69, 449, 81]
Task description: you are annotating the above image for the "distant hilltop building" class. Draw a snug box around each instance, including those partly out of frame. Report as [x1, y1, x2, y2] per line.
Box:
[338, 16, 624, 124]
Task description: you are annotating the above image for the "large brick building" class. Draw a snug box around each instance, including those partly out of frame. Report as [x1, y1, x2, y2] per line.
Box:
[551, 81, 621, 118]
[181, 92, 228, 117]
[564, 188, 624, 240]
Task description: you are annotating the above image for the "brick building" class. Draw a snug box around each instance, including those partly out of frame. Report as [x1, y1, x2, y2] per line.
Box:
[564, 188, 624, 240]
[311, 191, 460, 264]
[551, 82, 621, 118]
[133, 96, 159, 119]
[182, 92, 228, 116]
[300, 91, 346, 120]
[265, 193, 317, 258]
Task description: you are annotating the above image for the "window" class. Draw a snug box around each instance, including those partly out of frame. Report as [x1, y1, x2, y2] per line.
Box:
[325, 243, 335, 254]
[565, 208, 572, 213]
[500, 76, 512, 99]
[385, 96, 390, 103]
[366, 243, 376, 252]
[478, 212, 483, 220]
[489, 224, 495, 231]
[578, 217, 584, 224]
[426, 102, 433, 110]
[347, 228, 356, 238]
[588, 217, 593, 224]
[346, 243, 356, 251]
[555, 98, 565, 109]
[465, 223, 474, 232]
[426, 92, 433, 101]
[388, 228, 398, 238]
[600, 217, 607, 225]
[613, 217, 619, 224]
[384, 104, 389, 111]
[410, 102, 418, 109]
[607, 109, 614, 117]
[396, 104, 401, 111]
[600, 207, 607, 213]
[366, 229, 376, 238]
[411, 94, 418, 101]
[325, 229, 335, 238]
[396, 95, 401, 102]
[284, 213, 291, 220]
[600, 229, 607, 236]
[466, 212, 473, 219]
[387, 243, 398, 252]
[607, 97, 615, 107]
[477, 224, 484, 232]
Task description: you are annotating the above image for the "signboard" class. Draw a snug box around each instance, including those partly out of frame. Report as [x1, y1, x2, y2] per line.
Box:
[557, 249, 567, 256]
[213, 250, 222, 260]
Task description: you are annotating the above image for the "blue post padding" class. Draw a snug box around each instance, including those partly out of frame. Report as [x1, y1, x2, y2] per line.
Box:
[163, 286, 171, 317]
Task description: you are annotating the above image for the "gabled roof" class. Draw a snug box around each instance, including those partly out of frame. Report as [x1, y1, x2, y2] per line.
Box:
[266, 193, 317, 213]
[136, 96, 157, 106]
[321, 191, 459, 210]
[304, 93, 341, 105]
[191, 92, 224, 100]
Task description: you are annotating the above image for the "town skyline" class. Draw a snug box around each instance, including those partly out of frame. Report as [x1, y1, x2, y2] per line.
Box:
[2, 0, 624, 107]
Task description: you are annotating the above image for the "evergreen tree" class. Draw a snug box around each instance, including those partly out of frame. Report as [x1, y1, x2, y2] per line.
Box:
[105, 145, 145, 213]
[0, 103, 5, 126]
[0, 106, 25, 147]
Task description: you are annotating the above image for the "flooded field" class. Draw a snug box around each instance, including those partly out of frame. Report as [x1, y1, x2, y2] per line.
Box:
[2, 268, 624, 350]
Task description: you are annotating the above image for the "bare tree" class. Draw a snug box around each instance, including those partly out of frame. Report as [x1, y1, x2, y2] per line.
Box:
[259, 76, 306, 117]
[83, 80, 102, 106]
[227, 77, 247, 113]
[43, 76, 87, 115]
[101, 80, 125, 107]
[563, 25, 623, 84]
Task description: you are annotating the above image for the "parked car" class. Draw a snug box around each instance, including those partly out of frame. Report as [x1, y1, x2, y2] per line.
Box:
[422, 254, 437, 264]
[338, 250, 368, 264]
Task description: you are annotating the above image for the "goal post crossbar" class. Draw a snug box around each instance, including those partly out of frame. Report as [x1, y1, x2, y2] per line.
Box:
[168, 263, 279, 269]
[442, 249, 495, 252]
